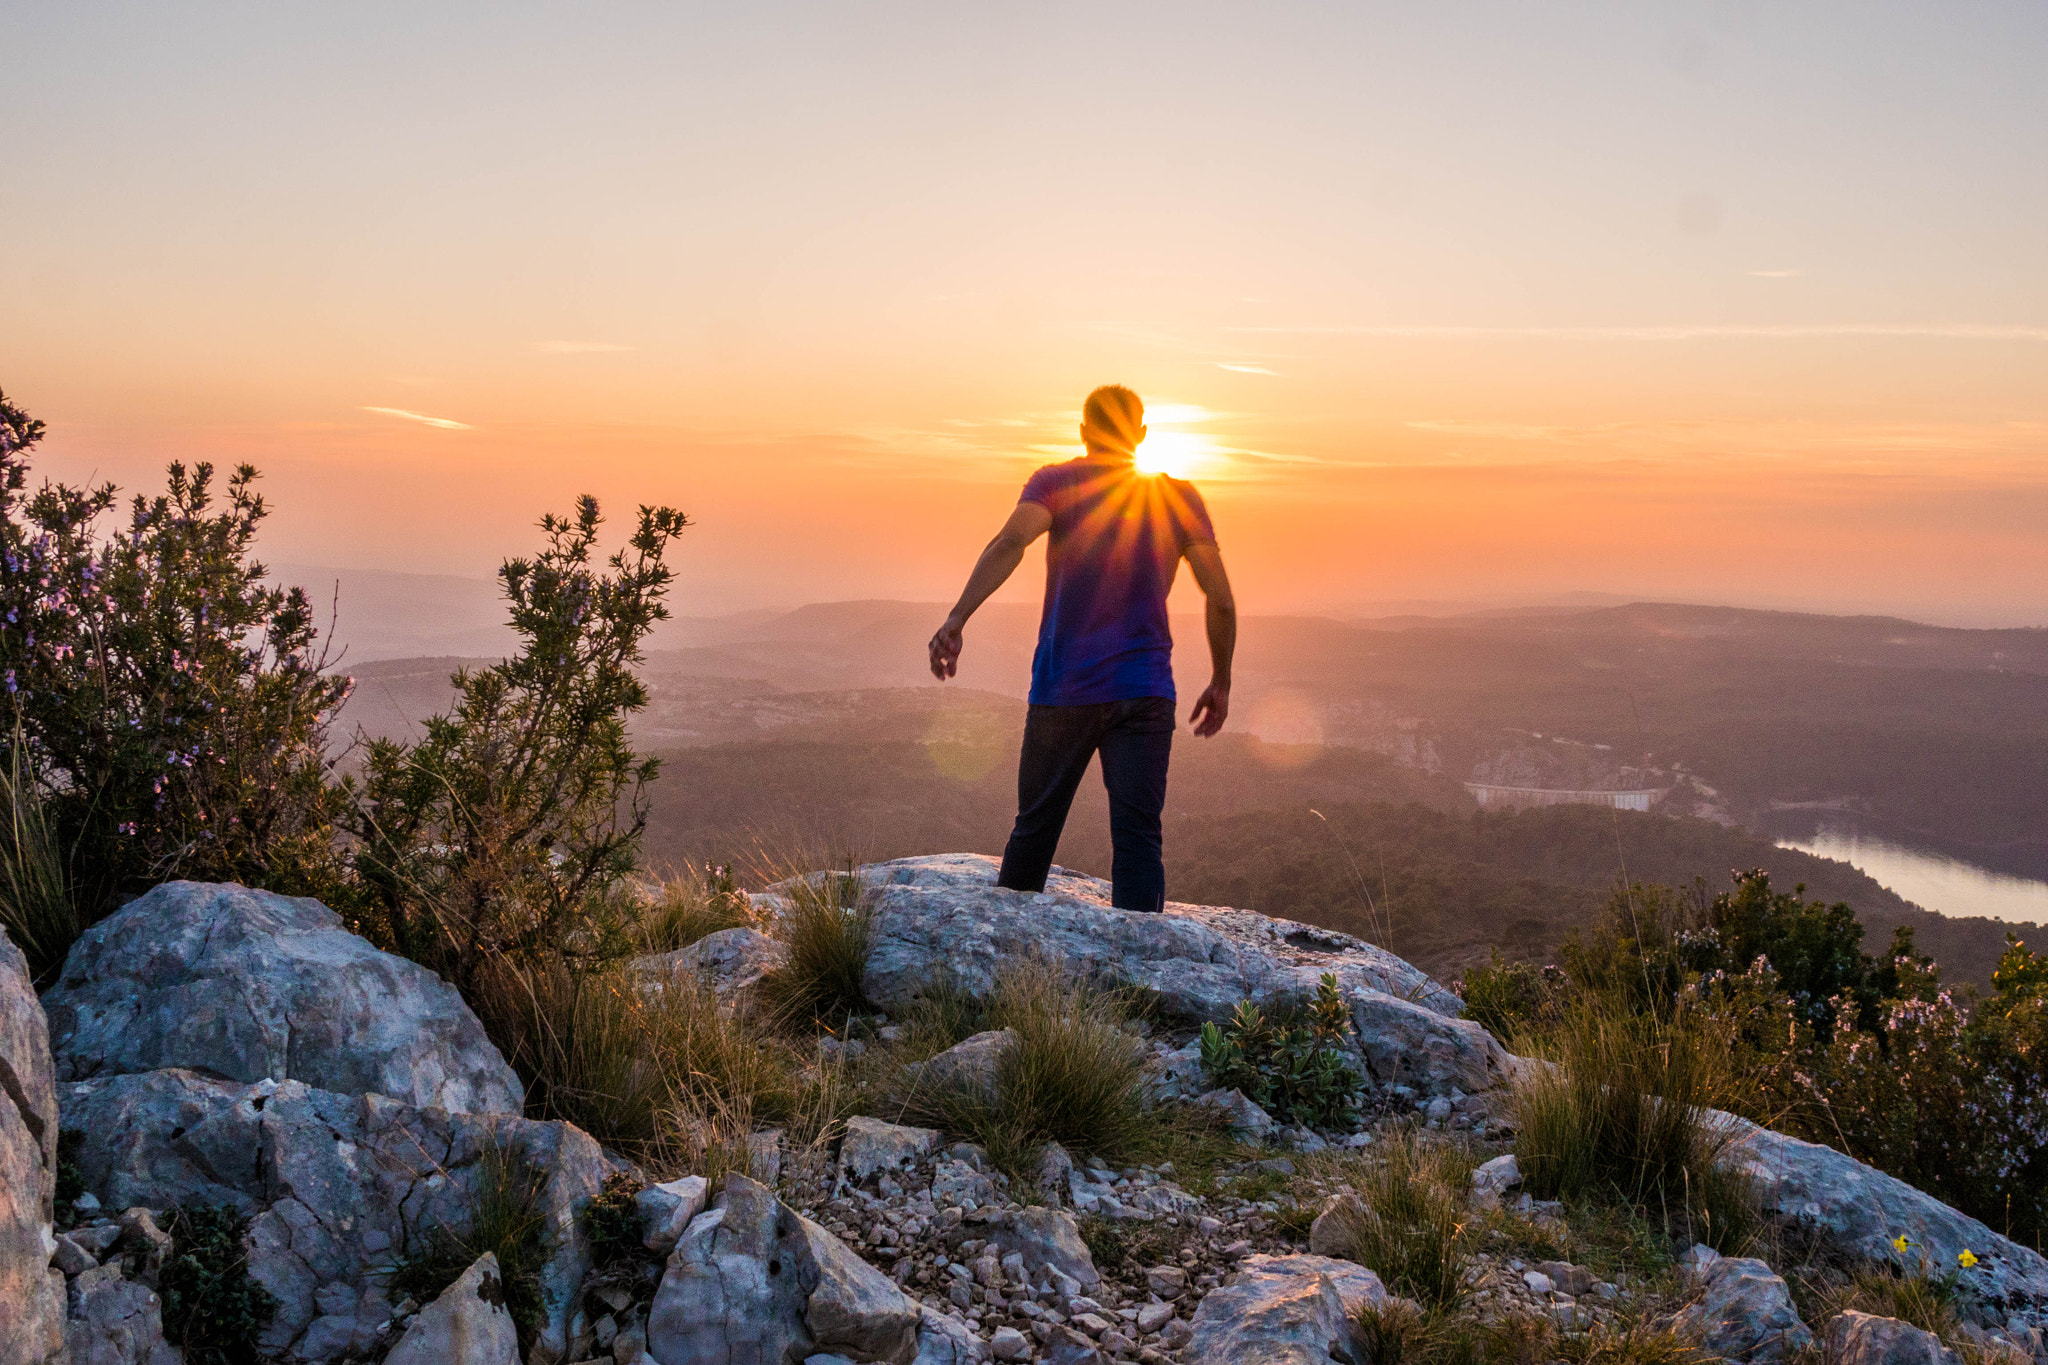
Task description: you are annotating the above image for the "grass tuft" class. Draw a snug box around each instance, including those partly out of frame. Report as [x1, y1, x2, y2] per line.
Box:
[1322, 1126, 1478, 1309]
[759, 868, 876, 1026]
[634, 865, 755, 956]
[159, 1204, 279, 1365]
[390, 1141, 550, 1349]
[0, 735, 81, 986]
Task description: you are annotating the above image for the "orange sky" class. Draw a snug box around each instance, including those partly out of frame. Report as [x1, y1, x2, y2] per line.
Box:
[5, 3, 2045, 625]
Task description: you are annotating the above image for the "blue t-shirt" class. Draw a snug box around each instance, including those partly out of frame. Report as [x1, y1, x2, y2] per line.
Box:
[1018, 456, 1217, 707]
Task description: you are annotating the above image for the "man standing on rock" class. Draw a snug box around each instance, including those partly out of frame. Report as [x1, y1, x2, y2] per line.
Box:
[928, 385, 1236, 913]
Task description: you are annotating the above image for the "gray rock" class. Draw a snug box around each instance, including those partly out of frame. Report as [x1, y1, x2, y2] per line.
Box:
[913, 1307, 984, 1365]
[647, 1174, 922, 1365]
[1184, 1254, 1387, 1365]
[61, 1068, 617, 1362]
[990, 1326, 1031, 1361]
[1671, 1254, 1816, 1364]
[1470, 1153, 1520, 1207]
[53, 1232, 99, 1276]
[905, 1030, 1016, 1100]
[0, 925, 65, 1365]
[1825, 1312, 1961, 1365]
[1306, 1192, 1366, 1259]
[751, 1129, 784, 1186]
[1148, 1040, 1206, 1102]
[840, 1116, 943, 1185]
[1713, 1111, 2048, 1323]
[1146, 1265, 1189, 1298]
[44, 881, 521, 1115]
[639, 1176, 712, 1255]
[385, 1253, 520, 1365]
[1191, 1088, 1276, 1138]
[635, 927, 789, 1011]
[931, 1159, 1000, 1210]
[1035, 1141, 1075, 1207]
[953, 1206, 1099, 1291]
[64, 1268, 179, 1365]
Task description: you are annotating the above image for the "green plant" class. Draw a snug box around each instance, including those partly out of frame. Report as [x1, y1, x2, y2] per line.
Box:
[158, 1204, 280, 1365]
[349, 495, 689, 993]
[583, 1172, 648, 1268]
[1822, 1266, 1962, 1342]
[1198, 974, 1360, 1128]
[636, 864, 753, 955]
[0, 390, 349, 938]
[759, 869, 876, 1026]
[1322, 1126, 1477, 1308]
[1460, 950, 1556, 1042]
[390, 1142, 551, 1347]
[0, 730, 79, 985]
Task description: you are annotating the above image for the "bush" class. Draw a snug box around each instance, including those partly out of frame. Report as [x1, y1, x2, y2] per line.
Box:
[1198, 974, 1361, 1128]
[1459, 951, 1557, 1042]
[0, 390, 347, 953]
[1323, 1126, 1477, 1308]
[390, 1142, 550, 1348]
[158, 1204, 280, 1365]
[583, 1172, 648, 1268]
[348, 495, 689, 993]
[758, 868, 876, 1026]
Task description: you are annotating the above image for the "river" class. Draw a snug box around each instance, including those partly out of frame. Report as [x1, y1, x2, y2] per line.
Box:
[1768, 815, 2048, 927]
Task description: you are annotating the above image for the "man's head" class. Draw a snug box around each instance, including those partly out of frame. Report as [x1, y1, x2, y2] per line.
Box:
[1080, 385, 1147, 458]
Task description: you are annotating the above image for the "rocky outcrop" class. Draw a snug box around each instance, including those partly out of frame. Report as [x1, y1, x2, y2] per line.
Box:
[61, 1068, 618, 1362]
[45, 880, 522, 1115]
[63, 1264, 179, 1365]
[1184, 1254, 1387, 1365]
[1717, 1113, 2048, 1322]
[646, 1174, 923, 1365]
[0, 926, 64, 1365]
[1671, 1248, 1815, 1364]
[635, 927, 790, 1012]
[385, 1253, 521, 1365]
[1824, 1311, 1961, 1365]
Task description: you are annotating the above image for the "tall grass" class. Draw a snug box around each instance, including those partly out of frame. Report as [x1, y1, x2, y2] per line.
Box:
[634, 866, 755, 956]
[1512, 1002, 1757, 1252]
[897, 959, 1158, 1177]
[0, 738, 80, 984]
[1322, 1127, 1478, 1308]
[758, 868, 876, 1025]
[1357, 1302, 1709, 1365]
[390, 1141, 550, 1348]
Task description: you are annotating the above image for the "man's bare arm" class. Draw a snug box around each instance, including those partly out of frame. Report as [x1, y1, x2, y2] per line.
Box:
[1184, 541, 1236, 736]
[929, 502, 1053, 680]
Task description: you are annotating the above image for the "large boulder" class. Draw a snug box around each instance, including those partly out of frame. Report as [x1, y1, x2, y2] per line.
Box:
[60, 1068, 618, 1363]
[785, 855, 1504, 1098]
[1715, 1113, 2048, 1324]
[63, 1264, 179, 1365]
[646, 1174, 922, 1365]
[1670, 1250, 1815, 1364]
[1825, 1312, 1961, 1365]
[44, 881, 522, 1115]
[0, 927, 65, 1365]
[1184, 1254, 1387, 1365]
[385, 1253, 521, 1365]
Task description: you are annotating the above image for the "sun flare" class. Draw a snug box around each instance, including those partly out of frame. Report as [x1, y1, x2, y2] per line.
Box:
[1135, 427, 1214, 479]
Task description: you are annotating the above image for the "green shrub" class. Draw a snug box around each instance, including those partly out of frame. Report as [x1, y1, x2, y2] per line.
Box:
[1322, 1126, 1477, 1308]
[583, 1172, 648, 1268]
[390, 1142, 550, 1347]
[1198, 974, 1360, 1128]
[1459, 950, 1555, 1042]
[158, 1204, 279, 1365]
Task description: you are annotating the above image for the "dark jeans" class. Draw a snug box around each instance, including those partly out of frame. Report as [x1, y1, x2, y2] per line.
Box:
[997, 696, 1175, 912]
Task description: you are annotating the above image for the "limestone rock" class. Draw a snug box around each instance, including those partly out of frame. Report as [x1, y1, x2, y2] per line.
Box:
[61, 1068, 616, 1362]
[1034, 1141, 1074, 1207]
[840, 1117, 943, 1186]
[0, 926, 64, 1365]
[1825, 1312, 1961, 1365]
[64, 1267, 179, 1365]
[913, 1306, 985, 1365]
[1470, 1154, 1520, 1208]
[647, 1174, 922, 1365]
[1307, 1191, 1366, 1258]
[1191, 1088, 1276, 1138]
[905, 1030, 1016, 1100]
[635, 927, 789, 1011]
[1671, 1254, 1815, 1364]
[639, 1176, 712, 1255]
[1184, 1254, 1387, 1365]
[44, 880, 521, 1115]
[949, 1206, 1099, 1291]
[385, 1253, 520, 1365]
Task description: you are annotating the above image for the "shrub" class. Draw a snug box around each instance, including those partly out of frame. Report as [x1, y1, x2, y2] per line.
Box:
[1198, 974, 1360, 1128]
[1323, 1126, 1477, 1308]
[390, 1142, 550, 1347]
[0, 390, 348, 946]
[583, 1172, 648, 1268]
[758, 868, 876, 1026]
[1512, 1003, 1757, 1253]
[348, 495, 689, 993]
[1459, 951, 1557, 1042]
[158, 1204, 280, 1365]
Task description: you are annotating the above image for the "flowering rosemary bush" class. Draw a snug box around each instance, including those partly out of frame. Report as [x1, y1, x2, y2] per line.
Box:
[0, 389, 347, 969]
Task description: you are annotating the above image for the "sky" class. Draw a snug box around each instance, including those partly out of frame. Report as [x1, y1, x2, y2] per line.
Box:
[4, 1, 2045, 626]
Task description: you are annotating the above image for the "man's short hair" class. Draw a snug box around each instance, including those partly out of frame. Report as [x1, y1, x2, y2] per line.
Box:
[1082, 385, 1145, 454]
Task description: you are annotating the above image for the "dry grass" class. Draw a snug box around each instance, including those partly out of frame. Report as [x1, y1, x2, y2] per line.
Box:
[390, 1140, 551, 1348]
[1318, 1127, 1480, 1309]
[757, 867, 877, 1026]
[633, 867, 755, 956]
[0, 739, 81, 985]
[1512, 1003, 1759, 1253]
[1358, 1301, 1710, 1365]
[1814, 1266, 1963, 1343]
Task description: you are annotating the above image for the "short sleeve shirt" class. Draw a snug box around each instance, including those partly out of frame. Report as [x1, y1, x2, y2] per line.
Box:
[1017, 456, 1217, 706]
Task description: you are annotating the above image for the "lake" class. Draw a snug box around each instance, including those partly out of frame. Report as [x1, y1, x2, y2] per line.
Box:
[1770, 816, 2048, 927]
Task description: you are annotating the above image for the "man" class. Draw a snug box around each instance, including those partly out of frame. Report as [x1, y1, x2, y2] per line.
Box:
[927, 384, 1236, 912]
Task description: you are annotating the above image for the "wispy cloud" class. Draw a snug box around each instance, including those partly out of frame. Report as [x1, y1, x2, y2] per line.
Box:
[362, 406, 473, 430]
[1231, 323, 2048, 341]
[533, 340, 635, 354]
[1216, 362, 1280, 375]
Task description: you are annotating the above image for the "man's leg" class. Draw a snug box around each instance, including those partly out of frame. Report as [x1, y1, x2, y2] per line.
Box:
[1098, 696, 1176, 911]
[997, 703, 1107, 892]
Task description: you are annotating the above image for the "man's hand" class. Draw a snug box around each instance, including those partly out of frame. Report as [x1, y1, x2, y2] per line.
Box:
[1189, 681, 1230, 736]
[929, 616, 965, 680]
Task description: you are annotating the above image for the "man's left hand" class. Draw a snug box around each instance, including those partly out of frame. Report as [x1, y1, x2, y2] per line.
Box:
[1189, 682, 1229, 736]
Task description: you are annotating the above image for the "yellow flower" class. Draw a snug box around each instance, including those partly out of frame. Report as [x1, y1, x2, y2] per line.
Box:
[1893, 1235, 1913, 1254]
[1959, 1249, 1980, 1268]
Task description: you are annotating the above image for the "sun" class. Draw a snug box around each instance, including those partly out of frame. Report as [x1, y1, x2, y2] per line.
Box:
[1134, 428, 1208, 479]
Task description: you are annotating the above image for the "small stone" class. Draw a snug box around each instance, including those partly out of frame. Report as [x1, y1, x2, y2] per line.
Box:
[1522, 1270, 1555, 1295]
[73, 1192, 102, 1215]
[1196, 1217, 1222, 1236]
[1220, 1240, 1252, 1258]
[1143, 1267, 1187, 1298]
[1135, 1303, 1174, 1333]
[52, 1233, 98, 1276]
[950, 1281, 976, 1311]
[1072, 1313, 1113, 1338]
[70, 1224, 121, 1256]
[991, 1326, 1032, 1360]
[1159, 1319, 1194, 1350]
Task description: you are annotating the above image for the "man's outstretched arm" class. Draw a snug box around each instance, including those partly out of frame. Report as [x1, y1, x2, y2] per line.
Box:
[929, 502, 1053, 679]
[1184, 541, 1236, 736]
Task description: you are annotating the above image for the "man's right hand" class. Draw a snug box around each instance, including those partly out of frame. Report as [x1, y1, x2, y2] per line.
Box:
[929, 617, 965, 679]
